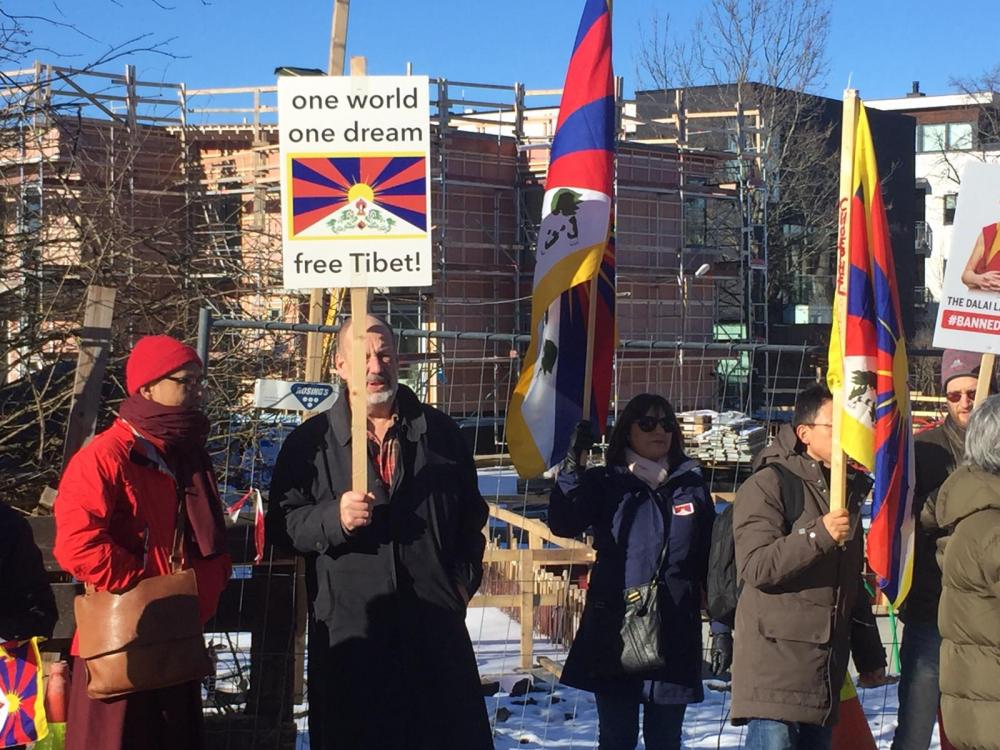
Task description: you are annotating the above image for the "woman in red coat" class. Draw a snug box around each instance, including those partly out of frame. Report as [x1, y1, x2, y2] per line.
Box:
[54, 335, 231, 750]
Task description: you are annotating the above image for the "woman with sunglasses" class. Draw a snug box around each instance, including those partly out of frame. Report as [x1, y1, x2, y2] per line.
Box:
[548, 394, 715, 750]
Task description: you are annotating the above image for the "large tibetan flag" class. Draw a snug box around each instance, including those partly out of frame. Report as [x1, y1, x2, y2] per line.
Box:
[0, 638, 48, 748]
[508, 0, 615, 479]
[827, 97, 915, 606]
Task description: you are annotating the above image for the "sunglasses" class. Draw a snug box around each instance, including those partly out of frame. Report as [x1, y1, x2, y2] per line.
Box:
[163, 375, 205, 388]
[635, 416, 676, 433]
[945, 389, 977, 403]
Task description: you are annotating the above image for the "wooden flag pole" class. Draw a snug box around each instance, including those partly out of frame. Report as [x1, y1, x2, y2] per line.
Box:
[830, 88, 859, 513]
[581, 270, 600, 425]
[975, 353, 995, 408]
[581, 53, 618, 434]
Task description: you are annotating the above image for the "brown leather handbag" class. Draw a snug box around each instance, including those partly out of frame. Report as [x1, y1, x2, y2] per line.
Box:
[73, 498, 212, 700]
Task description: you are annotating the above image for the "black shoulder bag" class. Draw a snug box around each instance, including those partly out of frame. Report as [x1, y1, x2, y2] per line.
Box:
[619, 508, 671, 674]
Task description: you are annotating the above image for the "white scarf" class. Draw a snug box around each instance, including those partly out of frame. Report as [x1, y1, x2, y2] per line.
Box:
[625, 448, 671, 490]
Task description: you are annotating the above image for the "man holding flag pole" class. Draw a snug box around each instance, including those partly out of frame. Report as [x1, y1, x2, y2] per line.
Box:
[730, 90, 900, 749]
[826, 89, 916, 747]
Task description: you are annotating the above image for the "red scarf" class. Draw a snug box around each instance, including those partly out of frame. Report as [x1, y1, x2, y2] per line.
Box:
[118, 394, 227, 558]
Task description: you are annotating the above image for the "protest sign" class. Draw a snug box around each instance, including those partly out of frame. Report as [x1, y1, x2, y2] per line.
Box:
[278, 75, 432, 289]
[933, 162, 1000, 352]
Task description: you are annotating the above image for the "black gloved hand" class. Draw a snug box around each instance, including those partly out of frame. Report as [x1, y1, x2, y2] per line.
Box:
[710, 632, 733, 677]
[561, 420, 596, 475]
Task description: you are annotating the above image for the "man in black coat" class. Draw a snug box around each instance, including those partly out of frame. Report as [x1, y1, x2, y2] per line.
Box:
[267, 315, 493, 750]
[0, 503, 57, 750]
[0, 502, 57, 643]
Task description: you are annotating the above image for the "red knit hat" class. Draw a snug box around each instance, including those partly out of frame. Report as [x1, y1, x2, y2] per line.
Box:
[126, 335, 202, 395]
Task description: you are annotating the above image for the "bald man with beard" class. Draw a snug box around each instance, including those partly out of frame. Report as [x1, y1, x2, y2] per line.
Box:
[266, 316, 493, 750]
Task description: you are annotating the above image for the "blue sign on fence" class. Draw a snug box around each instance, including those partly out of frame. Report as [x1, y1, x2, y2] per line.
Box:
[290, 382, 335, 410]
[253, 379, 339, 412]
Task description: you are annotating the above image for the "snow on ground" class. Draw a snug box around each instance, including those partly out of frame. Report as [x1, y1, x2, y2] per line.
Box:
[211, 607, 937, 749]
[466, 607, 940, 750]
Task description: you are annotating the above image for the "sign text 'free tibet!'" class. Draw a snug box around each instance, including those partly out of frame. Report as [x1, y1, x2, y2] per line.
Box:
[278, 75, 432, 289]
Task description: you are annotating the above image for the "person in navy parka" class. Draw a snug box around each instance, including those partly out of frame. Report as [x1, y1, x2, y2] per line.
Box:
[548, 393, 715, 750]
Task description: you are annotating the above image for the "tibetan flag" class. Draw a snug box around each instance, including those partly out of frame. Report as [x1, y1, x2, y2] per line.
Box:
[508, 0, 616, 479]
[0, 638, 48, 747]
[827, 98, 915, 606]
[290, 155, 427, 238]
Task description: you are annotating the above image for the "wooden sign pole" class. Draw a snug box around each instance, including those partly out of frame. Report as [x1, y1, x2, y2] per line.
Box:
[303, 0, 351, 389]
[294, 1, 351, 705]
[829, 89, 859, 513]
[975, 353, 995, 408]
[350, 286, 369, 492]
[348, 54, 369, 496]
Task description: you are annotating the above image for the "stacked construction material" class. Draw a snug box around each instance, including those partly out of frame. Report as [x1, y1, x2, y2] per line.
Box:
[677, 410, 768, 466]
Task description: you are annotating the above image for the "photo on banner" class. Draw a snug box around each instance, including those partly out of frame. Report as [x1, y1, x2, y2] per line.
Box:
[933, 162, 1000, 352]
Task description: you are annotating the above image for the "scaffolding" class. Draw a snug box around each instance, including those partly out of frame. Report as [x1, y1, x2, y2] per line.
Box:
[1, 61, 746, 418]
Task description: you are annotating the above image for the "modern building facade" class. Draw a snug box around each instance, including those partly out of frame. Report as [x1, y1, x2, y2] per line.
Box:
[869, 84, 1000, 307]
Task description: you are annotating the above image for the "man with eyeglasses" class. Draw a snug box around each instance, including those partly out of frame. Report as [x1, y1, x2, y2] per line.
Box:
[730, 383, 885, 750]
[891, 349, 986, 749]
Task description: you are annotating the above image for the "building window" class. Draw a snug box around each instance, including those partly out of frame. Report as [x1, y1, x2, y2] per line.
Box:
[949, 122, 973, 150]
[20, 185, 41, 234]
[944, 193, 957, 225]
[684, 196, 707, 247]
[204, 187, 242, 253]
[917, 122, 974, 152]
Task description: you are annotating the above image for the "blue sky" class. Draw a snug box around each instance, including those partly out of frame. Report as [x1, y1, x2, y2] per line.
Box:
[7, 0, 998, 101]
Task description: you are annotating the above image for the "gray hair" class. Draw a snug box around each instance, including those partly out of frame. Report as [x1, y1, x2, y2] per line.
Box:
[964, 393, 1000, 474]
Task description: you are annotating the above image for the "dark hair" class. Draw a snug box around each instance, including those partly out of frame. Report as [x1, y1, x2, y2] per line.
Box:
[606, 393, 685, 467]
[793, 383, 833, 429]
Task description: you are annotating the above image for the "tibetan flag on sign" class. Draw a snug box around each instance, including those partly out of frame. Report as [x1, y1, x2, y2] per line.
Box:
[827, 98, 915, 607]
[508, 0, 616, 479]
[290, 155, 427, 238]
[0, 638, 48, 748]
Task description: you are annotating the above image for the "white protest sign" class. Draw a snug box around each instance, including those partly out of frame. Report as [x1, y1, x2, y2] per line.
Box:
[933, 162, 1000, 352]
[254, 379, 339, 412]
[278, 75, 432, 289]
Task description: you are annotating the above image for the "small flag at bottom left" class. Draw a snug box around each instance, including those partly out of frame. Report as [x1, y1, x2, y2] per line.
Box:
[0, 638, 48, 747]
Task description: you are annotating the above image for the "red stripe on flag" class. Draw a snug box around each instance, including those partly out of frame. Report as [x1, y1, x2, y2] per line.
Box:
[298, 157, 352, 189]
[555, 12, 612, 133]
[374, 160, 426, 192]
[375, 193, 427, 215]
[291, 177, 345, 198]
[547, 149, 613, 193]
[359, 156, 392, 187]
